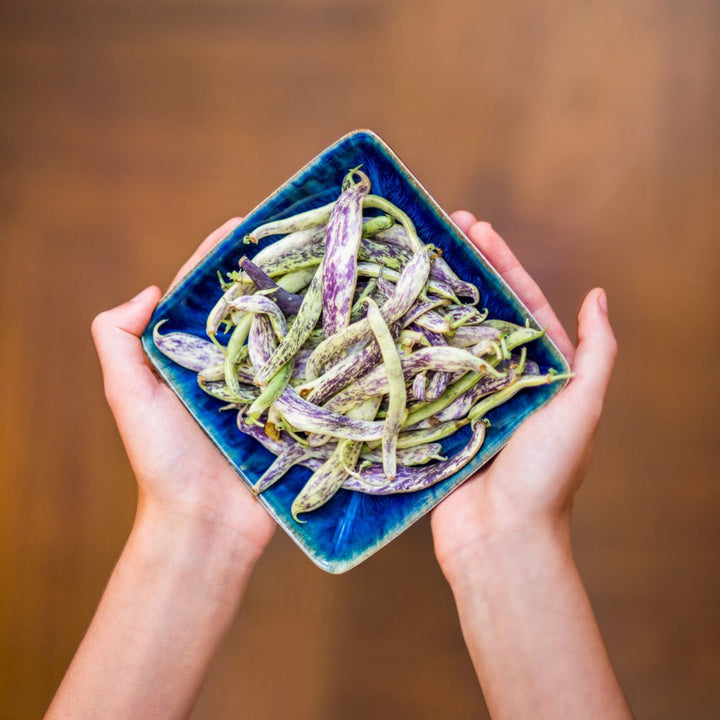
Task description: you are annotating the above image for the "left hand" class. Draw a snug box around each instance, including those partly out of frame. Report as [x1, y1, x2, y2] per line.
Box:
[91, 218, 276, 560]
[431, 212, 617, 576]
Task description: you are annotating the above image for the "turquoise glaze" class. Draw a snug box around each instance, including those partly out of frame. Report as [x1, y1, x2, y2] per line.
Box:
[140, 130, 571, 573]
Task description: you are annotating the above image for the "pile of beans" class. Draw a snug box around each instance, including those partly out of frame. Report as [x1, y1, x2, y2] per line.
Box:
[154, 168, 567, 521]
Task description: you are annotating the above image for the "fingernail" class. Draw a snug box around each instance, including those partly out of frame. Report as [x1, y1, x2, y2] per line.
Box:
[598, 289, 608, 313]
[130, 286, 152, 303]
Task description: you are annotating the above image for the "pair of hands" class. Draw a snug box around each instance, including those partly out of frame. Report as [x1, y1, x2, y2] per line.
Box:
[91, 212, 617, 573]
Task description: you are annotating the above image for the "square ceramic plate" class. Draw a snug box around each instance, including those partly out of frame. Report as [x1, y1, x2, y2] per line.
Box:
[141, 130, 570, 573]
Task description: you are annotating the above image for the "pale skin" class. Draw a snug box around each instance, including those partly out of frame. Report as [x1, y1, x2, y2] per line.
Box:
[46, 213, 632, 720]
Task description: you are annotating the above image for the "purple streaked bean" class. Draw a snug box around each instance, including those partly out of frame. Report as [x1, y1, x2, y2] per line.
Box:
[153, 321, 225, 371]
[425, 369, 451, 402]
[291, 451, 349, 521]
[448, 325, 502, 348]
[290, 345, 313, 382]
[360, 236, 412, 271]
[415, 326, 450, 402]
[412, 373, 428, 402]
[322, 168, 371, 336]
[199, 362, 256, 385]
[374, 269, 396, 299]
[429, 256, 481, 304]
[277, 388, 384, 441]
[343, 421, 486, 495]
[252, 443, 319, 494]
[402, 297, 451, 328]
[409, 308, 450, 334]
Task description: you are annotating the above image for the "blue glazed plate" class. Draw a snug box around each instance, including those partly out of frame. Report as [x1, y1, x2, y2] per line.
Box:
[141, 130, 571, 573]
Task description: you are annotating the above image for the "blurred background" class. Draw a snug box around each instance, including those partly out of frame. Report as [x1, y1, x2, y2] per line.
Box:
[1, 0, 718, 717]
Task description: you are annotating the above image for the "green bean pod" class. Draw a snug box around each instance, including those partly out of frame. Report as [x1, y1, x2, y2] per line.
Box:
[364, 299, 406, 480]
[244, 202, 336, 244]
[254, 264, 324, 387]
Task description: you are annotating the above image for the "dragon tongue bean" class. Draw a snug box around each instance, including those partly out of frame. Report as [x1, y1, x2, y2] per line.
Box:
[322, 168, 371, 337]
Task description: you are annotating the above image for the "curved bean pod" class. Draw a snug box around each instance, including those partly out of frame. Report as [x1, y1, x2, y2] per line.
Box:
[227, 294, 287, 340]
[467, 370, 571, 424]
[252, 443, 320, 495]
[344, 421, 486, 495]
[244, 201, 336, 244]
[206, 279, 254, 341]
[153, 321, 225, 371]
[198, 376, 259, 403]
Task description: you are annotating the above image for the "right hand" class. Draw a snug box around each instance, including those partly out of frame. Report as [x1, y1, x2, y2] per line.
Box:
[91, 218, 276, 560]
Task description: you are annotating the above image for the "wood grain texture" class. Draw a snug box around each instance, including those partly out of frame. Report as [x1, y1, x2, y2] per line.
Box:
[1, 1, 718, 718]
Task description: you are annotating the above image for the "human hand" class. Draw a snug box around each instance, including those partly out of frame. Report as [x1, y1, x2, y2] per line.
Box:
[91, 218, 276, 560]
[431, 212, 618, 576]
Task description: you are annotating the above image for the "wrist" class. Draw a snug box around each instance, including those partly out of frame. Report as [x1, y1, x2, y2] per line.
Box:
[438, 514, 574, 594]
[130, 499, 262, 598]
[135, 481, 274, 566]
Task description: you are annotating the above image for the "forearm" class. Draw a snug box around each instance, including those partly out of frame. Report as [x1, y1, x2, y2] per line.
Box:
[46, 503, 259, 720]
[443, 522, 632, 720]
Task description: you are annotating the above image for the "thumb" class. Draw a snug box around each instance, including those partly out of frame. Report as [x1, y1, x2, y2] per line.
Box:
[559, 288, 618, 424]
[91, 286, 163, 412]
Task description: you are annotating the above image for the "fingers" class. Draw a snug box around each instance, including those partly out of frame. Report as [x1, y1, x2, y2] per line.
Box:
[560, 288, 617, 422]
[466, 221, 575, 361]
[91, 286, 163, 411]
[450, 210, 478, 235]
[169, 217, 244, 289]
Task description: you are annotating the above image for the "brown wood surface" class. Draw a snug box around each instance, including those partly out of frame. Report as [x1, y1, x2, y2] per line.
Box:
[1, 1, 719, 718]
